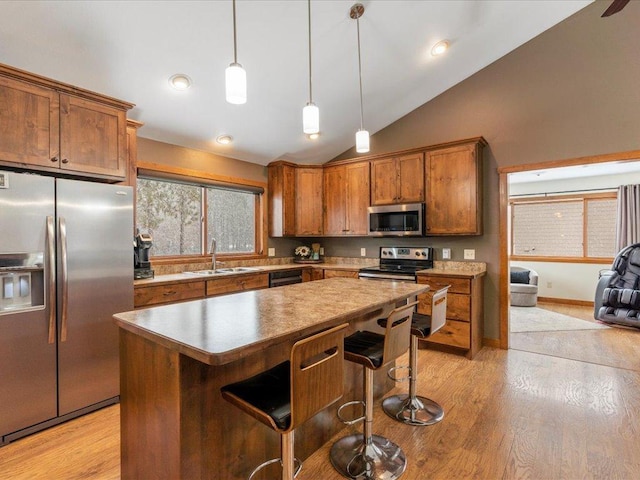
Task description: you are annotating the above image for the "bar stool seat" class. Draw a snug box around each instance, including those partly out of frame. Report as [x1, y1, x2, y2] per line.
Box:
[330, 301, 417, 480]
[378, 285, 450, 426]
[222, 323, 348, 480]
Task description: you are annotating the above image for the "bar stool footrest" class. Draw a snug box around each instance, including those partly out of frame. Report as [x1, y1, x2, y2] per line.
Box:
[329, 433, 406, 479]
[336, 400, 366, 425]
[382, 394, 444, 426]
[248, 457, 302, 480]
[387, 365, 411, 383]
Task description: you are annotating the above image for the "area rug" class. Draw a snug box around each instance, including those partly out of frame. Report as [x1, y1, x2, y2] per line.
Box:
[510, 306, 609, 333]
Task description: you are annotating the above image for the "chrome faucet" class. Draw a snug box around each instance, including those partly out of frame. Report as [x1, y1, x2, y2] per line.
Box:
[210, 238, 217, 272]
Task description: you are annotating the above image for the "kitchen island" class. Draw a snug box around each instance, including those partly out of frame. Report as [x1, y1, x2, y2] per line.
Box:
[113, 277, 428, 479]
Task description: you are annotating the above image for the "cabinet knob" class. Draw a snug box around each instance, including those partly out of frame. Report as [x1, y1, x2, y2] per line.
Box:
[51, 156, 59, 163]
[61, 158, 69, 164]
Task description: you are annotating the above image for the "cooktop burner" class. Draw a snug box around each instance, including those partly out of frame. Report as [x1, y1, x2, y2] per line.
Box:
[359, 247, 433, 279]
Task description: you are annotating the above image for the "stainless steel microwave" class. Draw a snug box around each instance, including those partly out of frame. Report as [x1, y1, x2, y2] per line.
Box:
[368, 203, 424, 236]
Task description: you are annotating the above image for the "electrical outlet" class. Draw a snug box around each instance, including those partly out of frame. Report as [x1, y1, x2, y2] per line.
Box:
[319, 247, 324, 255]
[547, 282, 552, 288]
[268, 248, 275, 257]
[442, 248, 451, 260]
[360, 248, 366, 257]
[463, 249, 475, 260]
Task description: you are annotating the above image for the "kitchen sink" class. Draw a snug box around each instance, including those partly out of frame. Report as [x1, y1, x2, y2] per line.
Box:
[184, 267, 263, 275]
[215, 267, 263, 273]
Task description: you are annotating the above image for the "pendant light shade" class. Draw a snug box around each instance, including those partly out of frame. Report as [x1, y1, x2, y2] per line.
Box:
[303, 0, 319, 134]
[356, 129, 370, 153]
[226, 0, 246, 104]
[351, 3, 369, 153]
[303, 102, 319, 134]
[225, 63, 246, 104]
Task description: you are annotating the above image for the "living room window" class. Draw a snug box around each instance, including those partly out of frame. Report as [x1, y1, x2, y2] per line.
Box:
[136, 170, 265, 259]
[510, 192, 617, 262]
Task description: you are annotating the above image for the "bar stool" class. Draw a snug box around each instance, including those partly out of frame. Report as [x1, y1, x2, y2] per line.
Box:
[379, 285, 449, 426]
[221, 323, 348, 480]
[330, 301, 417, 480]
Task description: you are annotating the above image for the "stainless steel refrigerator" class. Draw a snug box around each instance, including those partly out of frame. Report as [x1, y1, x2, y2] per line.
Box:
[0, 170, 133, 443]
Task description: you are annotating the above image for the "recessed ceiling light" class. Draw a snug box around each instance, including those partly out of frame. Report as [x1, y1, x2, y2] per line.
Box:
[307, 133, 320, 140]
[168, 74, 192, 90]
[216, 135, 233, 145]
[431, 40, 449, 56]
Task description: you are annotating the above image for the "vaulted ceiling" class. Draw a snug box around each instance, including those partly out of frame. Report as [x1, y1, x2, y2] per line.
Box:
[0, 1, 594, 166]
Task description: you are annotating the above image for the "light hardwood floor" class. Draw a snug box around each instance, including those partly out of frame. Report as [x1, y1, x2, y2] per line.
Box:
[2, 316, 640, 479]
[510, 302, 640, 371]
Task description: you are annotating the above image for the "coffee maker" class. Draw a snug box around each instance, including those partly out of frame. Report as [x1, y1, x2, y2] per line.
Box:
[134, 232, 154, 279]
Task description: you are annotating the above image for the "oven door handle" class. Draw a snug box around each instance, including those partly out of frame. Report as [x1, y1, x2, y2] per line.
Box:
[358, 272, 416, 282]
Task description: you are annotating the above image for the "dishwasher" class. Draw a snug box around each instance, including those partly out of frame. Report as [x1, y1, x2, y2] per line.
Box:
[269, 269, 303, 287]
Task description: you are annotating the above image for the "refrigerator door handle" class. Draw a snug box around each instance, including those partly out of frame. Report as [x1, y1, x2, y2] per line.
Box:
[59, 216, 69, 342]
[46, 216, 56, 344]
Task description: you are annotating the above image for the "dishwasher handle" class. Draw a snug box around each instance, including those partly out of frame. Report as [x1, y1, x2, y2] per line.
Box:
[269, 269, 303, 287]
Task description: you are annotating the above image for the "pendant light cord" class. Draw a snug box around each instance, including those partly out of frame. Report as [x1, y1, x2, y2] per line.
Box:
[308, 0, 313, 103]
[356, 13, 364, 130]
[232, 0, 238, 64]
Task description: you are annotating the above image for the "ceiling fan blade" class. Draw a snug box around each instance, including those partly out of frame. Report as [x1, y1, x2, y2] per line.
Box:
[602, 0, 630, 17]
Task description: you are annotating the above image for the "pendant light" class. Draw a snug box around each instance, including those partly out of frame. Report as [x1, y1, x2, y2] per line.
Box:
[303, 0, 319, 134]
[225, 0, 246, 104]
[350, 3, 369, 153]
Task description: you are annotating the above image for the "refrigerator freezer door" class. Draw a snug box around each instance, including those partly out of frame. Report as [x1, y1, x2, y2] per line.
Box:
[56, 179, 133, 415]
[0, 172, 57, 438]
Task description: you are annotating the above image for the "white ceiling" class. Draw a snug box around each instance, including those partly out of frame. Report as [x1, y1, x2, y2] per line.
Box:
[0, 0, 594, 166]
[509, 160, 640, 184]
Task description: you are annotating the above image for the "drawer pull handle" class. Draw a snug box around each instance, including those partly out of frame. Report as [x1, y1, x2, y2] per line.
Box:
[51, 156, 59, 162]
[61, 158, 69, 164]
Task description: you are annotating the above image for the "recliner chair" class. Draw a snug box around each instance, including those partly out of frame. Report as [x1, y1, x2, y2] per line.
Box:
[594, 242, 640, 328]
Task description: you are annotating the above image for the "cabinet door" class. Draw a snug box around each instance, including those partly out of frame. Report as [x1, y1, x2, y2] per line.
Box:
[295, 167, 323, 235]
[134, 282, 205, 307]
[345, 162, 370, 235]
[323, 269, 359, 279]
[397, 153, 424, 203]
[323, 165, 347, 235]
[425, 142, 482, 235]
[0, 76, 59, 168]
[268, 163, 296, 237]
[59, 94, 127, 178]
[370, 157, 397, 205]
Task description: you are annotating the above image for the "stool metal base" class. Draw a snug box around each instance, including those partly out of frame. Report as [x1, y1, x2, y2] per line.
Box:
[382, 394, 444, 426]
[330, 433, 406, 479]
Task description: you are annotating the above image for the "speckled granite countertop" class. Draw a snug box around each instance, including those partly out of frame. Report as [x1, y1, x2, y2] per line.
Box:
[418, 261, 486, 279]
[134, 259, 486, 286]
[114, 278, 428, 366]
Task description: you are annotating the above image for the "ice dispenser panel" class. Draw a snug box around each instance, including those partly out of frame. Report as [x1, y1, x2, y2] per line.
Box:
[0, 253, 45, 315]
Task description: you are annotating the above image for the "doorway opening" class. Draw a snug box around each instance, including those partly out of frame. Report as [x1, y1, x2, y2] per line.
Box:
[498, 150, 640, 366]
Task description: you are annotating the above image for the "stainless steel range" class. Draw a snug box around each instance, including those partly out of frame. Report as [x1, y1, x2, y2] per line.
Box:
[358, 247, 433, 282]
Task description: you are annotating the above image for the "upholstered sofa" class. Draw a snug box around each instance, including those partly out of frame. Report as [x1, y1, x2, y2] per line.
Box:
[510, 266, 539, 307]
[594, 243, 640, 328]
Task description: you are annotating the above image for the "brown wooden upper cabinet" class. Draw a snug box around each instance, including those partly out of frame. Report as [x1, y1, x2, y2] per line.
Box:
[267, 161, 323, 237]
[295, 166, 323, 236]
[323, 162, 369, 236]
[425, 139, 485, 235]
[370, 153, 424, 205]
[0, 64, 132, 181]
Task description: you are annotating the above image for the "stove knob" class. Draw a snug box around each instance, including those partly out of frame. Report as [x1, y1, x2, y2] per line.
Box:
[415, 251, 420, 256]
[420, 251, 426, 256]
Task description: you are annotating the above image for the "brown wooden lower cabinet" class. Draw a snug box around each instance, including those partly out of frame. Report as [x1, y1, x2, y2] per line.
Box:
[134, 273, 269, 308]
[134, 281, 205, 308]
[206, 273, 269, 297]
[322, 269, 359, 279]
[417, 272, 484, 359]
